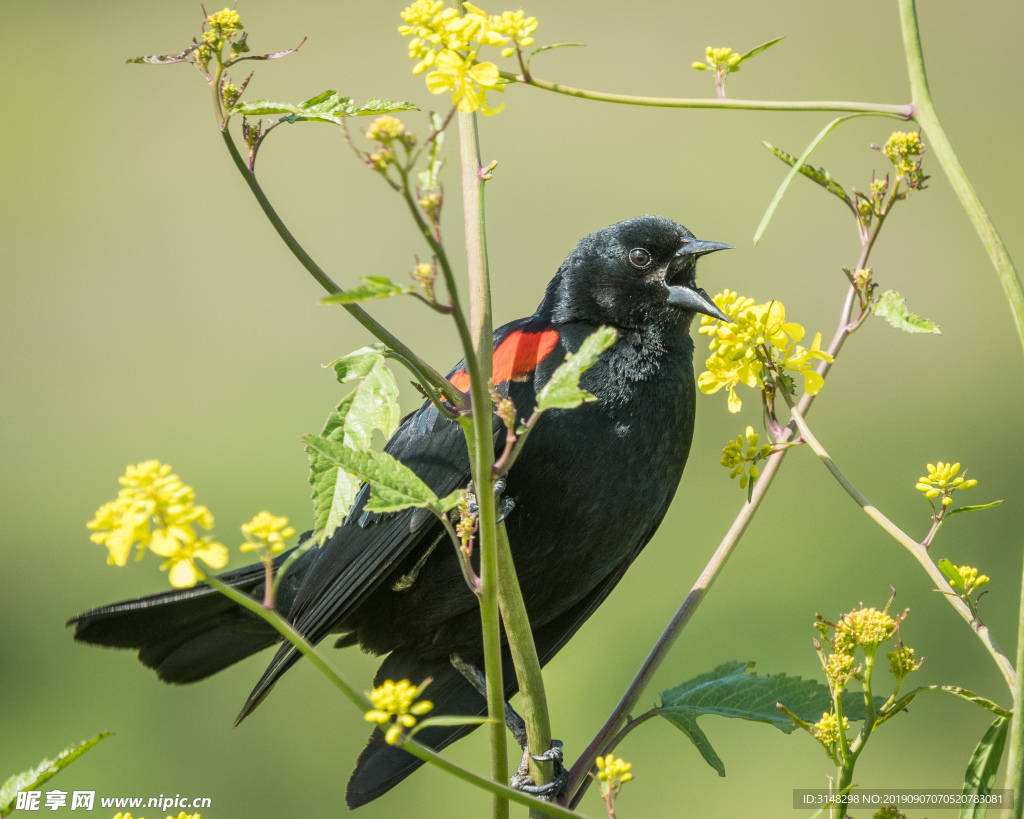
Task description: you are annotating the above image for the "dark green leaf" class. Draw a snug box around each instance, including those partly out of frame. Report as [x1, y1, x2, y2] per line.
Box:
[938, 558, 965, 588]
[754, 114, 877, 245]
[871, 290, 941, 334]
[948, 500, 1004, 517]
[526, 42, 586, 73]
[534, 326, 617, 412]
[657, 661, 880, 776]
[228, 92, 416, 124]
[738, 36, 785, 63]
[0, 734, 112, 818]
[761, 141, 853, 209]
[303, 435, 438, 513]
[960, 717, 1009, 819]
[322, 277, 416, 304]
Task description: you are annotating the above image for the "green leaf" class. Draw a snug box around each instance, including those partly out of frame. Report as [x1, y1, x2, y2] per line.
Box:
[754, 113, 882, 245]
[737, 36, 785, 63]
[228, 92, 416, 124]
[0, 733, 112, 818]
[884, 686, 1012, 723]
[126, 45, 199, 65]
[322, 277, 416, 305]
[871, 289, 941, 334]
[526, 42, 586, 73]
[938, 558, 965, 588]
[657, 662, 880, 776]
[534, 326, 617, 412]
[437, 489, 464, 513]
[948, 500, 1004, 517]
[303, 435, 439, 513]
[960, 716, 1009, 819]
[761, 141, 853, 210]
[308, 348, 402, 541]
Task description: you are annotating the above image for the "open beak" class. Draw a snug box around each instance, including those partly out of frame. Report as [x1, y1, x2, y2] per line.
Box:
[665, 238, 733, 321]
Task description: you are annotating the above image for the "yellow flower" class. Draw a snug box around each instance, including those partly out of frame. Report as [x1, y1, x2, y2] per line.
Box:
[881, 131, 927, 190]
[947, 564, 990, 595]
[595, 753, 633, 796]
[812, 711, 849, 746]
[149, 529, 228, 588]
[425, 49, 504, 114]
[915, 461, 977, 507]
[206, 8, 241, 31]
[697, 354, 759, 413]
[490, 9, 537, 49]
[240, 510, 295, 555]
[887, 644, 922, 680]
[720, 426, 773, 489]
[823, 651, 856, 693]
[835, 607, 896, 652]
[364, 678, 434, 745]
[694, 46, 742, 72]
[365, 115, 406, 142]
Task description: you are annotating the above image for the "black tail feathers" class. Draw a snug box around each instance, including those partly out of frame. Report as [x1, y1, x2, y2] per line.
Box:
[68, 544, 318, 685]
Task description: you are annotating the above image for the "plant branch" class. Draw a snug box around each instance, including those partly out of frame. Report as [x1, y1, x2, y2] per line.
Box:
[500, 72, 913, 117]
[219, 129, 465, 409]
[785, 404, 1016, 691]
[897, 0, 1024, 356]
[1004, 553, 1024, 818]
[457, 105, 508, 819]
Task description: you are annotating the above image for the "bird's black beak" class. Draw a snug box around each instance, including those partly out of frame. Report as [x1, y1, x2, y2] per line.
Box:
[665, 239, 733, 321]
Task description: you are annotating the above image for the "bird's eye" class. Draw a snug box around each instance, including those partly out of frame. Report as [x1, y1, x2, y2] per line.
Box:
[628, 248, 652, 269]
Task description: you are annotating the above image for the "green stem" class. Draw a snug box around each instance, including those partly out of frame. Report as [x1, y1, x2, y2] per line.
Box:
[1005, 553, 1024, 819]
[200, 573, 593, 819]
[219, 128, 464, 409]
[502, 72, 913, 117]
[787, 406, 1017, 691]
[495, 522, 554, 811]
[457, 107, 508, 819]
[897, 0, 1024, 356]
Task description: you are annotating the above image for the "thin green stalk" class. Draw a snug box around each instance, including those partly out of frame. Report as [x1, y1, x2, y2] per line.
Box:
[897, 0, 1024, 356]
[219, 129, 464, 409]
[786, 406, 1017, 691]
[201, 573, 593, 819]
[1005, 553, 1024, 819]
[457, 106, 508, 819]
[495, 522, 554, 812]
[500, 72, 912, 117]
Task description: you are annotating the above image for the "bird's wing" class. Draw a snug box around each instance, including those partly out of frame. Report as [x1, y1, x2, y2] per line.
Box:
[239, 318, 541, 719]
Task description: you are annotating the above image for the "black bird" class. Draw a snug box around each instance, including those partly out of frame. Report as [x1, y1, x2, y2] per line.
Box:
[70, 215, 731, 808]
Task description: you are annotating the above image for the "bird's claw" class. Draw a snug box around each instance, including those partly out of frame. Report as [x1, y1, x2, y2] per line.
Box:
[510, 740, 567, 800]
[465, 477, 515, 522]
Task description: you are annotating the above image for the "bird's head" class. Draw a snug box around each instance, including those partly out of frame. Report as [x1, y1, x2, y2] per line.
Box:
[541, 215, 732, 330]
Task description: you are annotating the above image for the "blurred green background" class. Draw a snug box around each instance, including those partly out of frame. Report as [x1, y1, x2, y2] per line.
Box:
[2, 1, 1022, 816]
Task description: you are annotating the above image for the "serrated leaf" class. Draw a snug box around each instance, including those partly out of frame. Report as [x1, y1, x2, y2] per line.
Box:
[960, 716, 1009, 819]
[762, 141, 853, 209]
[738, 35, 785, 63]
[871, 290, 941, 334]
[0, 733, 112, 818]
[526, 42, 586, 73]
[126, 45, 199, 65]
[657, 661, 881, 776]
[948, 500, 1003, 517]
[534, 326, 617, 412]
[308, 351, 401, 541]
[754, 114, 878, 245]
[322, 277, 416, 305]
[228, 92, 416, 124]
[304, 435, 438, 512]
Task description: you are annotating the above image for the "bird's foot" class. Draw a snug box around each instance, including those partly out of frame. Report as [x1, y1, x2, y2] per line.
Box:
[510, 740, 568, 799]
[465, 477, 516, 522]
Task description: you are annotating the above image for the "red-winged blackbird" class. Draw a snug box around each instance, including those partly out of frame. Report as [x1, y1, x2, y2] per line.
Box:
[70, 214, 731, 807]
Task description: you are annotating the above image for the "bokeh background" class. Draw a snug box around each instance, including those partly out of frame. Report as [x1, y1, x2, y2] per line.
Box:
[2, 1, 1023, 817]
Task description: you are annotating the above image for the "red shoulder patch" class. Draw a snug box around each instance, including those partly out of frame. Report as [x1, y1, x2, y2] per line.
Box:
[448, 329, 560, 393]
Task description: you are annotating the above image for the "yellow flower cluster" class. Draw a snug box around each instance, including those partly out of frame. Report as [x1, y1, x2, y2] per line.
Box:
[697, 291, 833, 413]
[950, 564, 990, 596]
[365, 115, 406, 142]
[916, 461, 977, 507]
[721, 425, 773, 489]
[364, 678, 434, 745]
[692, 46, 742, 73]
[834, 607, 897, 652]
[87, 461, 227, 588]
[882, 131, 927, 190]
[240, 511, 295, 555]
[399, 1, 538, 114]
[595, 753, 633, 793]
[203, 8, 243, 45]
[887, 644, 922, 680]
[823, 651, 856, 693]
[812, 711, 849, 746]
